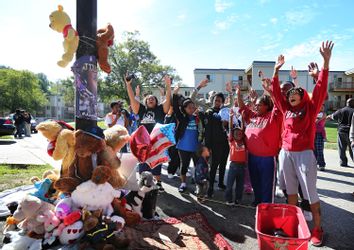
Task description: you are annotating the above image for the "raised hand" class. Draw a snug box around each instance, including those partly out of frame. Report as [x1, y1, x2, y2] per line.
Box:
[249, 88, 258, 103]
[308, 62, 319, 79]
[226, 81, 232, 93]
[320, 40, 334, 69]
[198, 79, 209, 89]
[290, 66, 297, 79]
[173, 84, 180, 94]
[235, 84, 241, 96]
[261, 78, 272, 93]
[164, 75, 172, 87]
[275, 55, 285, 71]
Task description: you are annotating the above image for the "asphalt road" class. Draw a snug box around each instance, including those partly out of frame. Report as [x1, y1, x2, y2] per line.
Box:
[0, 133, 353, 249]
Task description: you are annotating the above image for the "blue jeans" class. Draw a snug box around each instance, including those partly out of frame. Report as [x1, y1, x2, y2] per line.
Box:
[225, 162, 245, 202]
[248, 153, 276, 204]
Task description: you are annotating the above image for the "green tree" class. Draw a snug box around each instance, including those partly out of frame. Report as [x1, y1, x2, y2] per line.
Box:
[99, 31, 181, 102]
[36, 73, 51, 96]
[0, 69, 48, 114]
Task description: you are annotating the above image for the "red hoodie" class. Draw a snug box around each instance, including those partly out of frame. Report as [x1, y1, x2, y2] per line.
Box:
[271, 69, 329, 151]
[240, 105, 282, 157]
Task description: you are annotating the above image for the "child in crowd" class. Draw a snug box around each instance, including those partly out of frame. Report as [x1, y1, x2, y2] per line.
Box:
[315, 104, 327, 171]
[194, 145, 210, 200]
[225, 108, 247, 205]
[270, 41, 333, 246]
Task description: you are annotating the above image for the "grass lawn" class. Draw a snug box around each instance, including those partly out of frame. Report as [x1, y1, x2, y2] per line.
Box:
[0, 135, 14, 139]
[324, 120, 338, 150]
[0, 164, 53, 192]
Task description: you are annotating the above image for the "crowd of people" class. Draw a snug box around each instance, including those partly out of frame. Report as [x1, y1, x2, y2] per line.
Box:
[104, 41, 334, 246]
[13, 109, 33, 139]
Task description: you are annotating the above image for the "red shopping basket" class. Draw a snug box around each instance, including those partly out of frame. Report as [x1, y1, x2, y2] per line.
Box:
[255, 203, 311, 250]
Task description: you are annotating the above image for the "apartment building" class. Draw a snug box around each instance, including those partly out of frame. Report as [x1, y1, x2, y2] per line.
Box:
[194, 62, 354, 110]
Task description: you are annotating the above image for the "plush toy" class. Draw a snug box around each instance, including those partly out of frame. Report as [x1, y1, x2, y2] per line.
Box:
[71, 166, 122, 216]
[124, 171, 156, 217]
[30, 170, 60, 202]
[54, 127, 125, 193]
[2, 231, 42, 250]
[55, 197, 72, 219]
[96, 23, 114, 74]
[49, 5, 79, 67]
[12, 194, 55, 235]
[80, 209, 129, 250]
[104, 125, 130, 153]
[36, 210, 61, 245]
[36, 120, 75, 178]
[111, 197, 141, 226]
[58, 220, 85, 245]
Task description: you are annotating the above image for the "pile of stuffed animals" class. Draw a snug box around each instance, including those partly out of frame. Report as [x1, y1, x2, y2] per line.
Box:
[49, 5, 114, 73]
[1, 121, 176, 249]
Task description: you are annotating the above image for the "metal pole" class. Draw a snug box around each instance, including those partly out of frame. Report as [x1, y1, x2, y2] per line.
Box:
[75, 0, 97, 130]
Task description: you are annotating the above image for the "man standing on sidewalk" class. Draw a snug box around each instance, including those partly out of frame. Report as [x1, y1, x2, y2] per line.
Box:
[328, 98, 354, 167]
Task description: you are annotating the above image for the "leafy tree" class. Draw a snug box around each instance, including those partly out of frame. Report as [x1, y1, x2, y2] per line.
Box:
[36, 73, 51, 96]
[99, 31, 181, 102]
[0, 69, 48, 113]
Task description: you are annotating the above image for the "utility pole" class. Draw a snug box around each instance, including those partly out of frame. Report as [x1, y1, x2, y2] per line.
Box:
[74, 0, 97, 130]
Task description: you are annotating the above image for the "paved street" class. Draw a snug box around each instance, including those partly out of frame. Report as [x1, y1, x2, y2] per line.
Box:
[0, 133, 353, 249]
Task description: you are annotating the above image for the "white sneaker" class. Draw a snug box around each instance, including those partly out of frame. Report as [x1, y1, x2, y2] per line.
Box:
[168, 174, 174, 179]
[225, 201, 235, 206]
[275, 187, 284, 198]
[186, 172, 192, 177]
[304, 211, 313, 221]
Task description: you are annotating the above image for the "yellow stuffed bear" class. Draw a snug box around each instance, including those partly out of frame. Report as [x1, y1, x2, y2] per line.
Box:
[36, 121, 75, 177]
[49, 5, 79, 67]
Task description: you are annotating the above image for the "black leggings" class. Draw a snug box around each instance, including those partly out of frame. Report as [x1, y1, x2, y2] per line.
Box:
[209, 142, 229, 188]
[178, 150, 197, 176]
[167, 145, 180, 174]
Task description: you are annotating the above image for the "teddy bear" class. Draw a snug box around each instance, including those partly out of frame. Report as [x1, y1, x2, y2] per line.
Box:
[111, 197, 141, 226]
[12, 194, 55, 235]
[30, 169, 60, 203]
[71, 165, 122, 216]
[49, 5, 79, 67]
[36, 210, 61, 245]
[54, 127, 126, 193]
[103, 124, 130, 153]
[96, 23, 114, 74]
[80, 209, 130, 250]
[36, 120, 75, 178]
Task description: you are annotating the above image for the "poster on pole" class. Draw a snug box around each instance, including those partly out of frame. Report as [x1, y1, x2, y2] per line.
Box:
[72, 55, 98, 120]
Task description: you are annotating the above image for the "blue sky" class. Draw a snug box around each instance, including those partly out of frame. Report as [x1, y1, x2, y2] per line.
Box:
[0, 0, 353, 86]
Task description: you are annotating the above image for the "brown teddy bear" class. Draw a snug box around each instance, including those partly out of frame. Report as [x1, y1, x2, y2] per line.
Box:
[96, 23, 114, 74]
[54, 127, 126, 193]
[80, 209, 129, 250]
[103, 125, 130, 153]
[36, 120, 75, 177]
[111, 198, 141, 226]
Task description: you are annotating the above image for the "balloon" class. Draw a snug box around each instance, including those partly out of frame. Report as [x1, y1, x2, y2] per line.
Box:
[130, 123, 176, 169]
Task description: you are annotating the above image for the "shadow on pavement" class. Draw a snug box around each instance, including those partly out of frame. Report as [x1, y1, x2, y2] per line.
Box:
[317, 176, 354, 187]
[323, 168, 354, 178]
[320, 200, 354, 250]
[0, 140, 16, 145]
[318, 188, 354, 202]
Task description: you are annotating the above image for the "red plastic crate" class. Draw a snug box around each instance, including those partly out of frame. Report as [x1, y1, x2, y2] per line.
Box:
[255, 203, 311, 250]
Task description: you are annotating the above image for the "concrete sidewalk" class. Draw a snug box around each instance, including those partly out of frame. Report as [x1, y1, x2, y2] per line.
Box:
[0, 134, 61, 168]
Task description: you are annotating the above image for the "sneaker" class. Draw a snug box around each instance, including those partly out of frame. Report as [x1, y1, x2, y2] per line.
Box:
[244, 188, 253, 194]
[275, 187, 284, 198]
[217, 184, 226, 191]
[310, 227, 324, 246]
[186, 172, 192, 177]
[303, 211, 313, 221]
[167, 174, 174, 179]
[319, 166, 325, 171]
[225, 201, 235, 206]
[157, 182, 165, 192]
[178, 183, 187, 193]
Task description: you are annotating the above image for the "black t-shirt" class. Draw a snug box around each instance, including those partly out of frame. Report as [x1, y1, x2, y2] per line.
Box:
[332, 106, 354, 133]
[138, 103, 165, 133]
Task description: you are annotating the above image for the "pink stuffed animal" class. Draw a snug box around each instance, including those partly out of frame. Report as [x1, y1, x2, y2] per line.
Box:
[37, 210, 61, 246]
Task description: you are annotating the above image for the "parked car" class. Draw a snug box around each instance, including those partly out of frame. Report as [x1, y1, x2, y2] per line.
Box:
[0, 117, 16, 136]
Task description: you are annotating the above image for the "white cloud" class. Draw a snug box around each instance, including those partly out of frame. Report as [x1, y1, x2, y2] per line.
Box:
[285, 8, 315, 26]
[212, 15, 238, 34]
[214, 0, 233, 13]
[270, 17, 278, 25]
